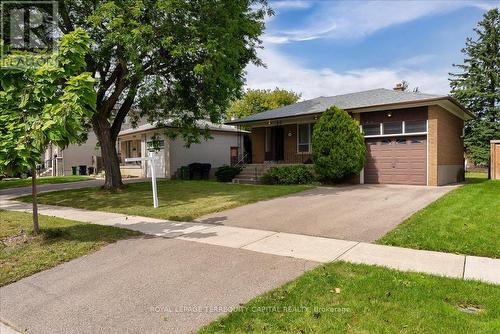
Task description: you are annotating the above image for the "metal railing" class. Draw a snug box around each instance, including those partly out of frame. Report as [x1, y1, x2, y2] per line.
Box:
[233, 153, 249, 168]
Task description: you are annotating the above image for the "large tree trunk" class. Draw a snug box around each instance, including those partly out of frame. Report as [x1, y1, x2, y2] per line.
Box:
[93, 116, 124, 190]
[31, 170, 40, 234]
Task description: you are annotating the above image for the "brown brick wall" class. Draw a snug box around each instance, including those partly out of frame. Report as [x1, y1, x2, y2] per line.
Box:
[251, 127, 265, 163]
[427, 107, 439, 186]
[436, 107, 464, 165]
[428, 105, 464, 185]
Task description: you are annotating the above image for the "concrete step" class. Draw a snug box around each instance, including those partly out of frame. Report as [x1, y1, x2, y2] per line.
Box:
[232, 178, 259, 185]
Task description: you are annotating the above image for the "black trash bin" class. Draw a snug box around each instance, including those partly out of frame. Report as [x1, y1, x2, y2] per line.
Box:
[88, 166, 95, 175]
[180, 166, 189, 180]
[78, 165, 87, 175]
[188, 163, 202, 180]
[201, 163, 211, 180]
[71, 166, 77, 175]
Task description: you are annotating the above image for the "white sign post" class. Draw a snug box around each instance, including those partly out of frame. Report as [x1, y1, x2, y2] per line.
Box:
[125, 151, 159, 208]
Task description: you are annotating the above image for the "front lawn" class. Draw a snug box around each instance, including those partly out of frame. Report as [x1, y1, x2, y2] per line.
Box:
[378, 172, 500, 258]
[19, 180, 311, 221]
[198, 261, 500, 334]
[0, 210, 141, 286]
[0, 175, 93, 190]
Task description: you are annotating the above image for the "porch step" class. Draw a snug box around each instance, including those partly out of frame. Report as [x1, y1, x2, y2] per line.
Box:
[232, 178, 259, 185]
[232, 163, 277, 184]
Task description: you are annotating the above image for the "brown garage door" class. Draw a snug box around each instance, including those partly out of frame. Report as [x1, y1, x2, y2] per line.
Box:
[365, 136, 427, 185]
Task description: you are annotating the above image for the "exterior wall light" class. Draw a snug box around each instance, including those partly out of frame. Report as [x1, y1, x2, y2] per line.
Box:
[387, 111, 393, 118]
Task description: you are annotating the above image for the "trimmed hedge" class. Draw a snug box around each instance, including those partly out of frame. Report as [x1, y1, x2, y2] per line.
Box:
[312, 106, 365, 182]
[215, 165, 242, 182]
[262, 165, 315, 185]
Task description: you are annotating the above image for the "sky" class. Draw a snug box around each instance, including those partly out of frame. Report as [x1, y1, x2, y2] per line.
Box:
[245, 0, 499, 99]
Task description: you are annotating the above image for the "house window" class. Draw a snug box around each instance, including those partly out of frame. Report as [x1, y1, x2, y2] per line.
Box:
[363, 124, 381, 136]
[383, 122, 402, 135]
[405, 120, 427, 133]
[297, 123, 312, 152]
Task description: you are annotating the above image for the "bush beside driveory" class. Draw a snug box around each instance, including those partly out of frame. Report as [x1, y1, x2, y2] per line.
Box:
[215, 166, 242, 182]
[262, 165, 315, 185]
[312, 106, 365, 182]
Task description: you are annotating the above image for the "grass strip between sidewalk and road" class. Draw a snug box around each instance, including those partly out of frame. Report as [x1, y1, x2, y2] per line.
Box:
[17, 180, 312, 221]
[0, 210, 141, 287]
[198, 261, 500, 334]
[0, 176, 93, 190]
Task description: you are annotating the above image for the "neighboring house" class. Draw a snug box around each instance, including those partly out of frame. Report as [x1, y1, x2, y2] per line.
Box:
[42, 133, 100, 176]
[117, 121, 244, 179]
[41, 117, 141, 176]
[227, 86, 473, 186]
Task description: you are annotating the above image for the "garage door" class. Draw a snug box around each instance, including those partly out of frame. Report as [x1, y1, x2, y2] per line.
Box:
[365, 136, 426, 185]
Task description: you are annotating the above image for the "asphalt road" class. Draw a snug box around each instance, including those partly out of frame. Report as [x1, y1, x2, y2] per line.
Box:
[0, 237, 316, 334]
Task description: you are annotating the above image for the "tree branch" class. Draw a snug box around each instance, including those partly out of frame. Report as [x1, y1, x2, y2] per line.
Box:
[110, 82, 140, 141]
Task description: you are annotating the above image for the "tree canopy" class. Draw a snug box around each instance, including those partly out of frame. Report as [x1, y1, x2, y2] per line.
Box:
[449, 8, 500, 165]
[0, 28, 96, 175]
[39, 0, 272, 189]
[0, 28, 96, 233]
[227, 87, 301, 120]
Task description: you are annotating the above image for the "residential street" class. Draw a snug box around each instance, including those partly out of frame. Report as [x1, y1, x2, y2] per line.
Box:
[0, 237, 316, 334]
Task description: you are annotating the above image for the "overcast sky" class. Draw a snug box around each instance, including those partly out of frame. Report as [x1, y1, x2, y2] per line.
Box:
[245, 0, 499, 99]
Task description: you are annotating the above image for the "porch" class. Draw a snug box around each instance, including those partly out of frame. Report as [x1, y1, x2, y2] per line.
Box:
[251, 124, 314, 164]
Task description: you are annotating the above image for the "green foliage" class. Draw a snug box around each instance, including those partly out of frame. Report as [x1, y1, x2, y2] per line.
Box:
[312, 106, 365, 182]
[215, 166, 242, 182]
[227, 88, 301, 120]
[39, 1, 272, 188]
[0, 28, 96, 175]
[262, 165, 315, 185]
[449, 8, 500, 165]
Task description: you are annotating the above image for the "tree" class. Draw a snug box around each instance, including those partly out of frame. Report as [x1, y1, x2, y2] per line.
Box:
[312, 106, 365, 182]
[34, 0, 271, 189]
[449, 8, 500, 166]
[0, 29, 96, 233]
[400, 80, 419, 93]
[227, 87, 301, 120]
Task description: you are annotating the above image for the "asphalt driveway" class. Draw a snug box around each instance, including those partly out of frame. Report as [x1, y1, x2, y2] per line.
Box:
[0, 237, 316, 334]
[196, 184, 457, 242]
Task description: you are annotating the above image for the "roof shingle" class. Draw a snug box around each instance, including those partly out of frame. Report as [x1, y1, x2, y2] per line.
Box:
[228, 88, 445, 124]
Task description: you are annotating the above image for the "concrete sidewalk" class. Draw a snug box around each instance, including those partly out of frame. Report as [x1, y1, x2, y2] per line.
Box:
[1, 199, 499, 285]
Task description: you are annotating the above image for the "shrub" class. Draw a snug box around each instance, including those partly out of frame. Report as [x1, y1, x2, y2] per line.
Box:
[262, 165, 315, 185]
[312, 106, 365, 182]
[215, 165, 242, 182]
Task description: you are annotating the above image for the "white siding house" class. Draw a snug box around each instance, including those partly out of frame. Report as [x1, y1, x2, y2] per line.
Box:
[117, 121, 245, 179]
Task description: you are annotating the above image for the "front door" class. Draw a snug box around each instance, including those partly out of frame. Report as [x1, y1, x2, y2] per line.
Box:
[265, 126, 284, 161]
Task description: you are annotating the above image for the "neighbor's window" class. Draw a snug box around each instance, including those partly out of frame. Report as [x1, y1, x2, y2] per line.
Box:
[383, 122, 402, 135]
[405, 120, 427, 133]
[363, 123, 381, 136]
[298, 123, 312, 152]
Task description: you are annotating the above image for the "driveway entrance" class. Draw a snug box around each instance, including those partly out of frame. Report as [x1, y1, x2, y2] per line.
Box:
[196, 184, 456, 242]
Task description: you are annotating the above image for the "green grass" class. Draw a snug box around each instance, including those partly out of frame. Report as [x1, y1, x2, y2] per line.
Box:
[0, 210, 141, 287]
[18, 180, 311, 221]
[198, 261, 500, 334]
[0, 175, 93, 190]
[378, 172, 500, 258]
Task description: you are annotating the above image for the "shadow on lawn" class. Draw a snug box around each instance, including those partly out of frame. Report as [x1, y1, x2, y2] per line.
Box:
[37, 223, 141, 245]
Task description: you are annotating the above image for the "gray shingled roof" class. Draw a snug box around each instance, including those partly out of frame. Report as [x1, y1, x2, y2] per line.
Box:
[228, 88, 445, 124]
[119, 119, 244, 137]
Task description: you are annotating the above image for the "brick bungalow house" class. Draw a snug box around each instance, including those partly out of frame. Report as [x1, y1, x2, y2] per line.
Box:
[227, 86, 473, 186]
